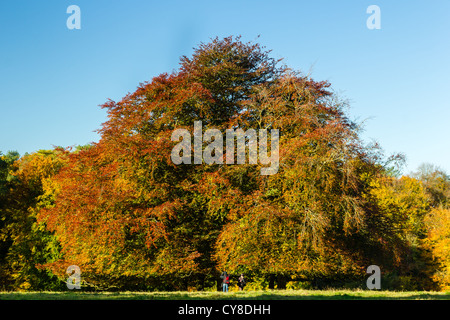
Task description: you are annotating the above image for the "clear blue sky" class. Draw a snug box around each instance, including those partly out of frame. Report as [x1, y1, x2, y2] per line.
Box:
[1, 0, 449, 174]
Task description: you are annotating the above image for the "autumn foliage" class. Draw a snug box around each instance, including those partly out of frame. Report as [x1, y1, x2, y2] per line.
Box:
[1, 37, 450, 291]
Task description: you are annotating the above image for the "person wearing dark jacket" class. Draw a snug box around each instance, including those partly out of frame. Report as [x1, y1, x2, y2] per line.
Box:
[238, 274, 246, 291]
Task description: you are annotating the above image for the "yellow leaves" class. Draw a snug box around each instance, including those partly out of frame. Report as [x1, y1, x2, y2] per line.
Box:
[425, 208, 450, 240]
[15, 150, 66, 186]
[214, 203, 307, 274]
[424, 208, 450, 289]
[112, 176, 136, 195]
[367, 175, 430, 235]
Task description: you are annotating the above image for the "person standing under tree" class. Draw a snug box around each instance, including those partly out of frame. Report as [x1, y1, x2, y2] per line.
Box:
[238, 274, 246, 291]
[220, 271, 230, 292]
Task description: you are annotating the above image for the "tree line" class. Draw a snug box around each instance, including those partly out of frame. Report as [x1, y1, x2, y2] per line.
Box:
[1, 36, 450, 291]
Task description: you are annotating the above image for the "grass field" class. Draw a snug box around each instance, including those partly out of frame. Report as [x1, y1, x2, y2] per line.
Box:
[1, 289, 450, 300]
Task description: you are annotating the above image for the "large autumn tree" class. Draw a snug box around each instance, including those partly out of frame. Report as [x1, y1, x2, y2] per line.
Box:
[35, 36, 423, 290]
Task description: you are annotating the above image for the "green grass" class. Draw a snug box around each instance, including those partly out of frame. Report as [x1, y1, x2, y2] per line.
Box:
[1, 289, 450, 300]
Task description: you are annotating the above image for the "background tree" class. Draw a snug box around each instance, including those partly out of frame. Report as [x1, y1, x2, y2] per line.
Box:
[414, 164, 450, 290]
[413, 163, 450, 208]
[0, 151, 19, 289]
[424, 207, 450, 290]
[0, 150, 65, 290]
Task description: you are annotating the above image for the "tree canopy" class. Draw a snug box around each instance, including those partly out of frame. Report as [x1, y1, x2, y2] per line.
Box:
[1, 36, 450, 291]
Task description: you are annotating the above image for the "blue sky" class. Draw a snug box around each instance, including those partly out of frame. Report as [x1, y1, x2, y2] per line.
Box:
[1, 0, 449, 174]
